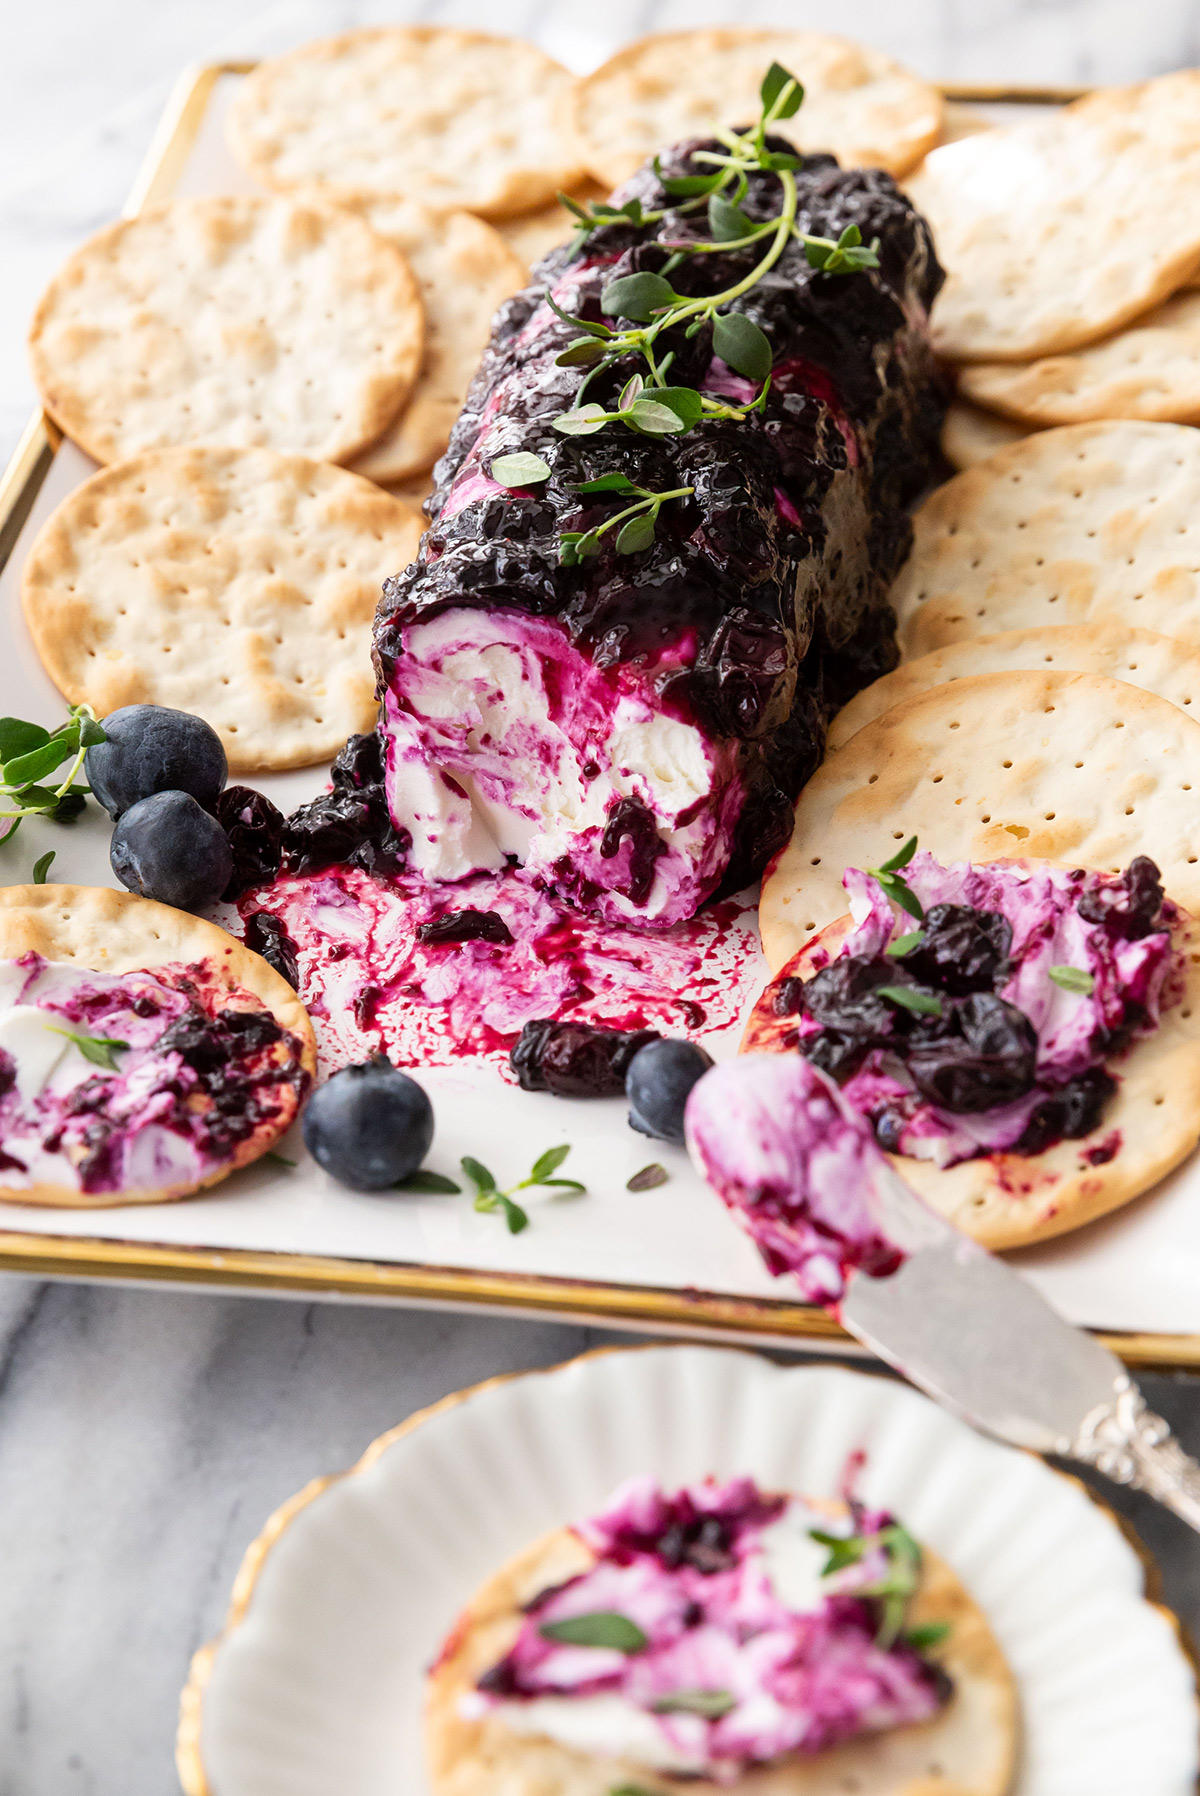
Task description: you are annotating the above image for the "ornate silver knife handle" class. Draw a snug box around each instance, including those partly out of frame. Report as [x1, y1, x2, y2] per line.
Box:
[1068, 1375, 1200, 1532]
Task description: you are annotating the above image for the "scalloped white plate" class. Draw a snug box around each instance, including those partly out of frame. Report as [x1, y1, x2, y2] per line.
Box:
[183, 1346, 1199, 1795]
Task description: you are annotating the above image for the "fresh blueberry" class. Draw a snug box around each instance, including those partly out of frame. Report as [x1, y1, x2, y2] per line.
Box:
[302, 1055, 435, 1190]
[85, 704, 227, 819]
[110, 790, 233, 911]
[626, 1038, 715, 1143]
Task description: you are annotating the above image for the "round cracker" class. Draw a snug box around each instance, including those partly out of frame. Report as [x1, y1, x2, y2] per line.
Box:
[940, 400, 1036, 472]
[906, 71, 1200, 361]
[828, 624, 1200, 752]
[29, 195, 423, 467]
[568, 30, 942, 187]
[323, 198, 526, 485]
[227, 28, 584, 219]
[891, 422, 1200, 659]
[495, 182, 609, 276]
[426, 1506, 1015, 1796]
[0, 884, 316, 1208]
[21, 446, 424, 772]
[958, 290, 1200, 426]
[759, 669, 1200, 968]
[744, 905, 1200, 1251]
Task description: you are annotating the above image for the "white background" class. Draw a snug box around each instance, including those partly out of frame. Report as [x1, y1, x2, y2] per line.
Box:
[4, 5, 1200, 1794]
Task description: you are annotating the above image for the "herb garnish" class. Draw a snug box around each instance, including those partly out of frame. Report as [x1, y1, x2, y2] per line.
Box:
[1049, 965, 1095, 996]
[0, 706, 105, 841]
[886, 929, 924, 957]
[44, 1026, 128, 1072]
[462, 1144, 585, 1233]
[902, 1621, 951, 1651]
[524, 64, 879, 563]
[539, 1611, 648, 1652]
[627, 1162, 669, 1191]
[810, 1520, 924, 1648]
[31, 851, 55, 885]
[395, 1168, 463, 1194]
[868, 837, 924, 922]
[877, 985, 941, 1018]
[609, 1788, 659, 1796]
[490, 452, 552, 488]
[559, 473, 695, 566]
[651, 1689, 737, 1718]
[262, 1150, 296, 1170]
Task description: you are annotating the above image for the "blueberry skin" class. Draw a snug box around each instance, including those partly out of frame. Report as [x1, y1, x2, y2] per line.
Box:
[85, 705, 228, 819]
[302, 1057, 435, 1190]
[110, 790, 233, 911]
[626, 1039, 715, 1144]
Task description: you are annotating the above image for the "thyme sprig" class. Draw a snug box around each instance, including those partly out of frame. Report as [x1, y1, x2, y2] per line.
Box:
[0, 705, 105, 841]
[560, 473, 695, 566]
[462, 1144, 586, 1234]
[810, 1519, 926, 1648]
[546, 61, 879, 463]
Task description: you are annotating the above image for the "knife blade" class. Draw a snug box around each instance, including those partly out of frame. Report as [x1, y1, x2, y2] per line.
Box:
[843, 1160, 1200, 1530]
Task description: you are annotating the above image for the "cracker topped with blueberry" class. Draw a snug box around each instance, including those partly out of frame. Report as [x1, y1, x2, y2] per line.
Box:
[746, 849, 1200, 1249]
[0, 883, 314, 1207]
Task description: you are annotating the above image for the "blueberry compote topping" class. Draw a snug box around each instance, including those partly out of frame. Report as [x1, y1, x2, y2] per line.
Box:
[469, 1475, 947, 1780]
[767, 854, 1180, 1168]
[356, 141, 945, 926]
[0, 954, 309, 1195]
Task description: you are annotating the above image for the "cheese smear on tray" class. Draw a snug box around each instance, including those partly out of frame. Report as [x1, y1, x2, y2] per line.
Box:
[0, 953, 307, 1196]
[467, 1474, 946, 1781]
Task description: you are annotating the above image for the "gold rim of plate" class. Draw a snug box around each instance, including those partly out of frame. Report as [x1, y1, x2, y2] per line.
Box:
[172, 1341, 1200, 1795]
[6, 63, 1196, 1368]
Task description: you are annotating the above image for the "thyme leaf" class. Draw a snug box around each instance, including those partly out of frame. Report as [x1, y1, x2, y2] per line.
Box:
[877, 985, 942, 1017]
[44, 1026, 128, 1072]
[1049, 965, 1095, 996]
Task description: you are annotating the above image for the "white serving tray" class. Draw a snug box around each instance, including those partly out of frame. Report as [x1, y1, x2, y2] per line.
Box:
[177, 1346, 1200, 1795]
[2, 63, 1197, 1364]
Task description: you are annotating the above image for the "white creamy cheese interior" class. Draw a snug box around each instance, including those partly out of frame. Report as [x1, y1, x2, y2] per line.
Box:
[383, 608, 733, 922]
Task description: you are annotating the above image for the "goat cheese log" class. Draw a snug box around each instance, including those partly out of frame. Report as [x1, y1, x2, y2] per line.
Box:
[292, 141, 946, 926]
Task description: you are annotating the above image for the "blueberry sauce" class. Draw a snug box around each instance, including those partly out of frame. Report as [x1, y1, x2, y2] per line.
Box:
[236, 865, 760, 1076]
[467, 1475, 947, 1779]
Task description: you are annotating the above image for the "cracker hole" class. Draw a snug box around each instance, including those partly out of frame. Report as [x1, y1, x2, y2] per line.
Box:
[810, 857, 821, 866]
[1045, 812, 1055, 820]
[948, 721, 960, 730]
[868, 774, 879, 785]
[1002, 760, 1012, 768]
[932, 774, 943, 783]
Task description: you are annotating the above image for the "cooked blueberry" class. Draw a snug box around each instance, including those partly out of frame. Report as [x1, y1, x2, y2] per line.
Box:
[85, 705, 227, 819]
[905, 992, 1037, 1113]
[301, 1055, 434, 1190]
[1077, 856, 1165, 939]
[216, 785, 285, 899]
[897, 904, 1012, 994]
[110, 790, 233, 911]
[626, 1038, 714, 1143]
[511, 1020, 660, 1097]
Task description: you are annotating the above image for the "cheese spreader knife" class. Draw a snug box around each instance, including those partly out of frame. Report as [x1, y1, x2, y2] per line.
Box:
[843, 1158, 1200, 1529]
[685, 1053, 1200, 1530]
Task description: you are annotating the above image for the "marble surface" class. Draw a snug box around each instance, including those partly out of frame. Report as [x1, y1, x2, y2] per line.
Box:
[4, 5, 1200, 1792]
